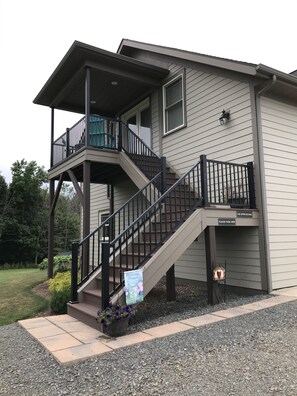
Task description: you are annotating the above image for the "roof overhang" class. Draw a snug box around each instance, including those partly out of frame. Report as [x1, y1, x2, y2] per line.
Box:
[118, 39, 297, 105]
[33, 41, 169, 117]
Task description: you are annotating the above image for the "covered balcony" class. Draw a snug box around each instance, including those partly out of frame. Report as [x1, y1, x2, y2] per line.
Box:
[33, 41, 169, 277]
[34, 40, 169, 182]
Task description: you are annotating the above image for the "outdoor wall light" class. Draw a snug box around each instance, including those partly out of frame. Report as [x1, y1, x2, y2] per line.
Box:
[219, 110, 230, 126]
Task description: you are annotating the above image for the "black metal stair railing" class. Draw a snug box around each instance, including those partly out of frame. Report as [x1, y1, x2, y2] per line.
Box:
[100, 159, 203, 308]
[100, 155, 255, 309]
[71, 171, 163, 302]
[119, 122, 162, 180]
[52, 114, 163, 180]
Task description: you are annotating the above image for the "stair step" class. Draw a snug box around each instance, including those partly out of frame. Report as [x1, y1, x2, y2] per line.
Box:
[83, 288, 102, 306]
[67, 302, 100, 330]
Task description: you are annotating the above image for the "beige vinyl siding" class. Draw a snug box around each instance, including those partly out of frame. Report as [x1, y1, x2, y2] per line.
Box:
[161, 63, 261, 289]
[151, 90, 160, 155]
[90, 184, 110, 231]
[261, 97, 297, 289]
[175, 236, 207, 282]
[162, 64, 254, 174]
[113, 178, 139, 211]
[175, 227, 262, 289]
[88, 184, 109, 266]
[216, 227, 261, 289]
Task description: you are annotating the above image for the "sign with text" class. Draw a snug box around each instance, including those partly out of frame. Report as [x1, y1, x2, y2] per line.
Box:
[236, 210, 253, 218]
[218, 218, 236, 226]
[124, 269, 144, 305]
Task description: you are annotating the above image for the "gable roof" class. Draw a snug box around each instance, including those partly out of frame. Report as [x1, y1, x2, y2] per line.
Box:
[118, 39, 297, 105]
[118, 39, 258, 76]
[34, 41, 169, 116]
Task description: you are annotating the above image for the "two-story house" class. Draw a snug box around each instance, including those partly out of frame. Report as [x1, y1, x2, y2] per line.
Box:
[34, 39, 297, 328]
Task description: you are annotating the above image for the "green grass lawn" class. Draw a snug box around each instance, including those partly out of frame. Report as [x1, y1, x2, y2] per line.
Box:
[0, 268, 49, 326]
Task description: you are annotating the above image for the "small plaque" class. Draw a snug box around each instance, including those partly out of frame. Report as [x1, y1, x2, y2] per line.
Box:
[213, 266, 225, 281]
[218, 218, 236, 226]
[237, 210, 253, 218]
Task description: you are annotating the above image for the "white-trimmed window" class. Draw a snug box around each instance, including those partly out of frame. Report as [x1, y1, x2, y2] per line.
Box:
[98, 211, 110, 241]
[163, 74, 185, 134]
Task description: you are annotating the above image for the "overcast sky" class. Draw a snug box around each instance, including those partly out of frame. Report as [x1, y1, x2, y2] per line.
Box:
[1, 0, 296, 182]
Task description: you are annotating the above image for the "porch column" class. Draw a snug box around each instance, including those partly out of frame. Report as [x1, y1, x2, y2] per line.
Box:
[85, 67, 91, 146]
[50, 108, 54, 167]
[166, 264, 176, 302]
[48, 179, 55, 278]
[82, 160, 91, 278]
[205, 226, 219, 305]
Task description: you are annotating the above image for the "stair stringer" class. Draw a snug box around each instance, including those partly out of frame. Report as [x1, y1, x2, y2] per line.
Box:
[141, 208, 206, 297]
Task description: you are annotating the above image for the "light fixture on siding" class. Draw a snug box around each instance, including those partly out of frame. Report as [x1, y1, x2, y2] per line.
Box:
[219, 110, 230, 126]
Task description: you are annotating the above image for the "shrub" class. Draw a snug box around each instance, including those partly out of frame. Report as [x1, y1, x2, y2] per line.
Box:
[38, 258, 48, 270]
[49, 272, 71, 314]
[38, 255, 72, 274]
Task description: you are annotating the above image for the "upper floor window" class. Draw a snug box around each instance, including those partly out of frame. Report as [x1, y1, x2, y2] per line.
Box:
[163, 74, 185, 134]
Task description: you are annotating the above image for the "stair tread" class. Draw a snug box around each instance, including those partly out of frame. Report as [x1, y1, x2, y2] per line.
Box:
[84, 288, 101, 297]
[69, 302, 98, 316]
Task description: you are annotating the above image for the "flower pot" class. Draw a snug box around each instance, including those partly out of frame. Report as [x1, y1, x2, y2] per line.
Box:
[104, 317, 129, 337]
[228, 197, 246, 208]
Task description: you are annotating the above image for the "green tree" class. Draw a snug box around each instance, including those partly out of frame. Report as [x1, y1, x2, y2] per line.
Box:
[0, 160, 48, 264]
[0, 173, 8, 240]
[54, 183, 80, 254]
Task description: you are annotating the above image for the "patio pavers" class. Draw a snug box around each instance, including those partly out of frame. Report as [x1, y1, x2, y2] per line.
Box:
[18, 288, 297, 366]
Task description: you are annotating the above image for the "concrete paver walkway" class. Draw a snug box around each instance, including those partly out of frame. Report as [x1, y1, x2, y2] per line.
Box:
[19, 287, 297, 366]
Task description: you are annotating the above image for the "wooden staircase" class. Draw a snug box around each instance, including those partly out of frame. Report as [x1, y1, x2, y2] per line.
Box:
[68, 154, 256, 330]
[68, 161, 199, 329]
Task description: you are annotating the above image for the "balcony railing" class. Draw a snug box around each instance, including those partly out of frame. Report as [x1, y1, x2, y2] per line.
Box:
[52, 115, 120, 166]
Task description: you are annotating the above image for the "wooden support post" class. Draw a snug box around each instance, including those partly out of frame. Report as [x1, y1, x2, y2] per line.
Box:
[82, 161, 91, 278]
[70, 241, 79, 303]
[85, 67, 90, 146]
[48, 179, 55, 279]
[205, 226, 219, 305]
[166, 264, 176, 302]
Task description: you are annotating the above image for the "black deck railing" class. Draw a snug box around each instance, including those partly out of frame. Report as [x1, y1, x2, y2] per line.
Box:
[71, 151, 255, 308]
[120, 123, 161, 179]
[99, 155, 255, 308]
[52, 115, 161, 179]
[201, 155, 255, 208]
[71, 171, 163, 302]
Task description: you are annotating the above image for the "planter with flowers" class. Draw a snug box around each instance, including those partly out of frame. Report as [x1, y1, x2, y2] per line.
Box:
[97, 303, 134, 337]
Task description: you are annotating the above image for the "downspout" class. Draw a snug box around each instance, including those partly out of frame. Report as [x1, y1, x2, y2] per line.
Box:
[255, 74, 276, 293]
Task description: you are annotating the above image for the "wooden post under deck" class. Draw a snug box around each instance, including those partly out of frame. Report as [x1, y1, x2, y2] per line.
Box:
[166, 264, 176, 302]
[82, 161, 91, 278]
[48, 179, 55, 279]
[205, 226, 219, 305]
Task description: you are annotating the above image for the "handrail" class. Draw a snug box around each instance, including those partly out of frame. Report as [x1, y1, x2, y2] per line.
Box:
[120, 122, 161, 179]
[100, 156, 255, 308]
[52, 116, 162, 175]
[74, 171, 163, 290]
[101, 159, 202, 307]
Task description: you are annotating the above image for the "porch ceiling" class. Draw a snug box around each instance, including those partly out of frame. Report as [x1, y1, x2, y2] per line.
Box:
[33, 41, 169, 117]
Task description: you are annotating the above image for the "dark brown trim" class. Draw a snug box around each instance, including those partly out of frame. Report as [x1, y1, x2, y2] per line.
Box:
[85, 67, 90, 146]
[67, 170, 84, 205]
[166, 264, 176, 302]
[205, 226, 219, 305]
[48, 179, 55, 279]
[82, 161, 91, 278]
[50, 108, 54, 168]
[49, 174, 64, 216]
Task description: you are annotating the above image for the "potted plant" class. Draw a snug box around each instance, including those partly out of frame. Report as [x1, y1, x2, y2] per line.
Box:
[97, 303, 134, 337]
[223, 183, 246, 208]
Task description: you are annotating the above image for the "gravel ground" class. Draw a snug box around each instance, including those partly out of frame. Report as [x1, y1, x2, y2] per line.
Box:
[1, 283, 297, 396]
